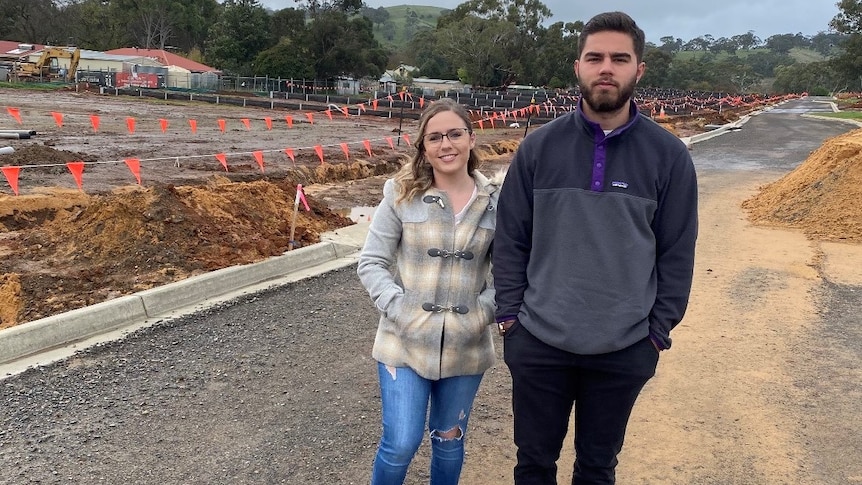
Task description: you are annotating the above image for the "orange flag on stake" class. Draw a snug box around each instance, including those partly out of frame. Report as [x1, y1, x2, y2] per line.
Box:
[51, 112, 64, 128]
[264, 117, 272, 130]
[305, 112, 314, 124]
[1, 166, 21, 195]
[218, 119, 226, 132]
[215, 153, 228, 171]
[285, 115, 294, 128]
[90, 114, 100, 132]
[6, 107, 22, 124]
[386, 137, 394, 149]
[478, 119, 485, 131]
[314, 145, 324, 164]
[372, 99, 379, 110]
[241, 118, 250, 130]
[188, 119, 197, 134]
[253, 151, 264, 172]
[340, 143, 350, 160]
[340, 107, 349, 118]
[324, 109, 333, 120]
[126, 117, 136, 134]
[124, 158, 142, 185]
[66, 161, 85, 191]
[419, 97, 425, 108]
[362, 139, 372, 156]
[159, 118, 168, 133]
[402, 134, 411, 145]
[284, 148, 296, 165]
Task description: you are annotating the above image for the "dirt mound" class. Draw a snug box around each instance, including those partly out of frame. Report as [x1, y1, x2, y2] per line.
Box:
[0, 175, 355, 328]
[742, 128, 862, 242]
[0, 144, 93, 174]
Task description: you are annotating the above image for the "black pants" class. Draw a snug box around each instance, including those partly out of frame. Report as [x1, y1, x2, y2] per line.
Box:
[503, 323, 659, 485]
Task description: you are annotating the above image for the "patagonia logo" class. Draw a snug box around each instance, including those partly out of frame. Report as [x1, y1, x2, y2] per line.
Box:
[611, 181, 629, 189]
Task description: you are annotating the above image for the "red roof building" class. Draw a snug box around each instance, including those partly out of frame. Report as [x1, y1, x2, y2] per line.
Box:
[105, 48, 217, 73]
[0, 41, 44, 62]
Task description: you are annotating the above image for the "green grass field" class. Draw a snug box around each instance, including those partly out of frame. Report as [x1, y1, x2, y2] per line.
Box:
[372, 5, 447, 48]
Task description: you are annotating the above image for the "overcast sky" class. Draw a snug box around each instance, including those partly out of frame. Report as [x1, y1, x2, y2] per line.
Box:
[259, 0, 841, 43]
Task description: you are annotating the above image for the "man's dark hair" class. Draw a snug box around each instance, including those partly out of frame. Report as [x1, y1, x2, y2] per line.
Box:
[578, 11, 646, 62]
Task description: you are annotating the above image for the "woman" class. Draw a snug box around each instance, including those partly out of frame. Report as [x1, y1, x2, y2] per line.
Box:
[357, 98, 500, 485]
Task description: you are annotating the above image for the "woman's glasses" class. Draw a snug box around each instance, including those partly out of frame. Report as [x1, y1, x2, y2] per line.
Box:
[424, 127, 471, 145]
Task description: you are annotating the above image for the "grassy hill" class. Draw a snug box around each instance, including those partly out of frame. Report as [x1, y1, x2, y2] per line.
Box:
[370, 5, 448, 49]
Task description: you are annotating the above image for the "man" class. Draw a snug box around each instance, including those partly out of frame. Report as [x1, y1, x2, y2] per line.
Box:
[493, 11, 698, 485]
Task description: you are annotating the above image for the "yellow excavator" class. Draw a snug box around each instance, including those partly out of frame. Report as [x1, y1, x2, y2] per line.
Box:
[12, 46, 80, 82]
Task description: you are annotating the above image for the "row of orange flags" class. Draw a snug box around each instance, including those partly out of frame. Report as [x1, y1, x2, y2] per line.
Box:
[1, 133, 411, 196]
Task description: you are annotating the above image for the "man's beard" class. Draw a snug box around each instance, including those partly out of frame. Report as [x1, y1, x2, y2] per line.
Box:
[579, 76, 637, 113]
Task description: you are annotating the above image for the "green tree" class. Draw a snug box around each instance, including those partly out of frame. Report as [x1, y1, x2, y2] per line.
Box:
[666, 57, 712, 90]
[161, 0, 220, 52]
[641, 49, 673, 88]
[745, 50, 795, 77]
[810, 31, 845, 56]
[435, 15, 519, 87]
[302, 11, 387, 79]
[0, 0, 63, 44]
[380, 21, 396, 41]
[448, 0, 550, 38]
[293, 0, 363, 17]
[732, 31, 761, 50]
[360, 6, 390, 28]
[773, 61, 837, 94]
[658, 36, 682, 54]
[63, 0, 129, 50]
[269, 7, 306, 45]
[253, 37, 315, 78]
[527, 21, 577, 87]
[205, 0, 271, 74]
[830, 1, 862, 89]
[764, 33, 807, 53]
[405, 28, 456, 79]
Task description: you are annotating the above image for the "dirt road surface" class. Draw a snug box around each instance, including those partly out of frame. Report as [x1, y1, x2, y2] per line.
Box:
[1, 92, 861, 484]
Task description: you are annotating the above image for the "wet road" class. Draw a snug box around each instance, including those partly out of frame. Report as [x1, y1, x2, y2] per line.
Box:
[692, 96, 852, 172]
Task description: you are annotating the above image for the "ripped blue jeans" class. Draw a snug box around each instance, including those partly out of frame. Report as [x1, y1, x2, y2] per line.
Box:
[370, 362, 484, 485]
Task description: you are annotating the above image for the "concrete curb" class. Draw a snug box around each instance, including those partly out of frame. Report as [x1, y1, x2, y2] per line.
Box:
[0, 234, 364, 368]
[800, 114, 862, 127]
[0, 295, 147, 366]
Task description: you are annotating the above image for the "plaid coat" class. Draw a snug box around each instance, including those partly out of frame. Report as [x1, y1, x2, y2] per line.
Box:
[358, 170, 500, 380]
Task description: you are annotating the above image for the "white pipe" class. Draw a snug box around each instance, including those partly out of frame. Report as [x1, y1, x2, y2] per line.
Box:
[0, 146, 15, 155]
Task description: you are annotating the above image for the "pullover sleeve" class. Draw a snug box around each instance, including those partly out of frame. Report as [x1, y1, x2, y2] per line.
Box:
[649, 149, 699, 349]
[492, 146, 534, 321]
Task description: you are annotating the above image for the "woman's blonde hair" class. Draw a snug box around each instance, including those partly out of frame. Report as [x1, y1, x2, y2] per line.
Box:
[394, 98, 481, 204]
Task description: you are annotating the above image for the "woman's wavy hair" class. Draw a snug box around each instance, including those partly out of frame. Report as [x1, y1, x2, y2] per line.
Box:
[394, 98, 481, 204]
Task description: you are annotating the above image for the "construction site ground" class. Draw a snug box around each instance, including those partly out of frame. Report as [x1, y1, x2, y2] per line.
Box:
[1, 90, 861, 484]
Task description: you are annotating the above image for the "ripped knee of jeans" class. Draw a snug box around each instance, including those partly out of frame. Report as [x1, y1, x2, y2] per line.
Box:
[430, 424, 463, 442]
